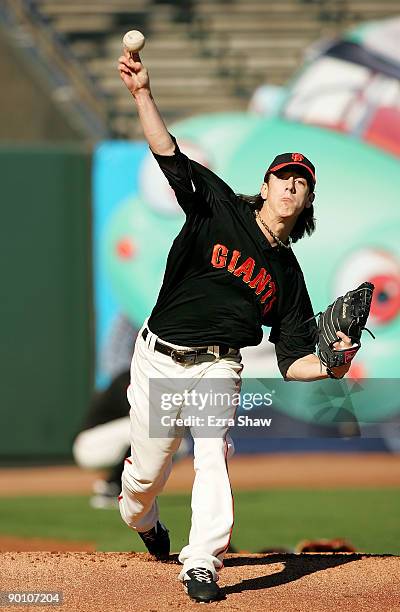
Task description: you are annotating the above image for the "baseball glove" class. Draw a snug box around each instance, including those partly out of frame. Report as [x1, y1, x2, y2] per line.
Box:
[316, 282, 375, 370]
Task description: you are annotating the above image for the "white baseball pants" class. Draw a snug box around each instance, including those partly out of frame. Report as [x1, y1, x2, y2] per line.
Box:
[73, 416, 130, 469]
[118, 320, 243, 580]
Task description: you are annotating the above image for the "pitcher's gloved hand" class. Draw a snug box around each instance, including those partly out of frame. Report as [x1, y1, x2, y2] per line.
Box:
[316, 282, 375, 376]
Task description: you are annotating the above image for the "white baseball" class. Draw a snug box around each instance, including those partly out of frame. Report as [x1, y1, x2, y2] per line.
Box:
[123, 30, 145, 53]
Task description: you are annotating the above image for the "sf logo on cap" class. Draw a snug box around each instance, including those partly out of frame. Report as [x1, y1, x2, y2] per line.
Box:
[291, 153, 304, 162]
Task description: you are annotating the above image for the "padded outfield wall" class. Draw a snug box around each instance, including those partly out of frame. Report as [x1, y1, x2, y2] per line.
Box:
[0, 146, 92, 462]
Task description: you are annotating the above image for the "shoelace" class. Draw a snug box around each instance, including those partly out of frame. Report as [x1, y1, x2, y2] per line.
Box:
[190, 568, 213, 583]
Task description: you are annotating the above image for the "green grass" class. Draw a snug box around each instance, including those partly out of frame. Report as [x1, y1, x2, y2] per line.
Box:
[0, 489, 399, 554]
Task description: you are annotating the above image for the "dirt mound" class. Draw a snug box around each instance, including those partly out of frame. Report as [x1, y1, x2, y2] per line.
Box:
[0, 536, 95, 552]
[0, 552, 399, 611]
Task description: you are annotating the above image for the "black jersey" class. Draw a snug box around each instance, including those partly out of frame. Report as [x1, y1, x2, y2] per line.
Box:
[147, 137, 317, 377]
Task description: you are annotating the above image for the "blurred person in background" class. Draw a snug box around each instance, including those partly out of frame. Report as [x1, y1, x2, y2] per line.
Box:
[73, 316, 189, 509]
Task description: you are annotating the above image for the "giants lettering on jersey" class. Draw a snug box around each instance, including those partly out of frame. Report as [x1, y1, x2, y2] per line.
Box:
[211, 243, 277, 314]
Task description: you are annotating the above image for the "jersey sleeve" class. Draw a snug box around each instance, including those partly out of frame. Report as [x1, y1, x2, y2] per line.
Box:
[150, 134, 235, 215]
[268, 270, 317, 379]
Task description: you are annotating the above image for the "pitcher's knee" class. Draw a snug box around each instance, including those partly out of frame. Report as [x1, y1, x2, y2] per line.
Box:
[119, 468, 161, 529]
[121, 457, 170, 496]
[122, 469, 156, 496]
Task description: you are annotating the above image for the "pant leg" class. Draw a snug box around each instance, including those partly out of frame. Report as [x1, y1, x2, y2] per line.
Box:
[72, 416, 130, 469]
[106, 452, 128, 485]
[120, 443, 178, 532]
[119, 327, 182, 533]
[178, 356, 243, 580]
[119, 321, 243, 567]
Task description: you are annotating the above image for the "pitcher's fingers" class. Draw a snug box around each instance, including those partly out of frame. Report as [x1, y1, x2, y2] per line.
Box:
[123, 48, 141, 62]
[118, 62, 133, 76]
[118, 56, 137, 72]
[118, 59, 130, 71]
[336, 331, 351, 344]
[119, 68, 132, 77]
[127, 58, 142, 72]
[118, 59, 130, 70]
[118, 63, 132, 76]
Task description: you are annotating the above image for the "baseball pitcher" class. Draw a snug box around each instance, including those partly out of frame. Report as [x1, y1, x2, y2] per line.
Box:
[117, 46, 373, 603]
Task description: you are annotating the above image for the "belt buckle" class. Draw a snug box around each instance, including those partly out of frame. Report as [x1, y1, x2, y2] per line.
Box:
[171, 349, 197, 366]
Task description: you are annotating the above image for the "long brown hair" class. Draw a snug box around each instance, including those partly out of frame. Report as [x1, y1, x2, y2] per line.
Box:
[237, 174, 316, 244]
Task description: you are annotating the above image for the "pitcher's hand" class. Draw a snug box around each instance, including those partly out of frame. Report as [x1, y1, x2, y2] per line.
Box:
[118, 50, 150, 97]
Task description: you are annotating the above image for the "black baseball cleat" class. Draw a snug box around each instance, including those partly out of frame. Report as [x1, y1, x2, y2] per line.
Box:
[183, 568, 222, 603]
[138, 521, 170, 560]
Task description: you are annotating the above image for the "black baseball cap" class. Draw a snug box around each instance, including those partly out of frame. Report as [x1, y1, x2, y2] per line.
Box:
[265, 152, 316, 190]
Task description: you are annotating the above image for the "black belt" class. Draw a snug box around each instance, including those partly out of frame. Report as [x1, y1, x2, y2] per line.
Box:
[141, 328, 238, 366]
